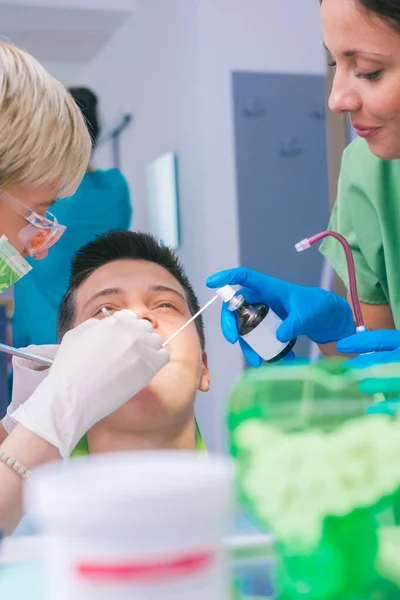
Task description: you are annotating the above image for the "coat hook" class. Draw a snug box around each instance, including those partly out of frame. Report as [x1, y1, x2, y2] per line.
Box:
[311, 108, 326, 120]
[243, 97, 266, 118]
[280, 137, 303, 157]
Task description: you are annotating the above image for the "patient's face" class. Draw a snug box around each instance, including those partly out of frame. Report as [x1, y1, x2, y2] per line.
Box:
[73, 259, 210, 434]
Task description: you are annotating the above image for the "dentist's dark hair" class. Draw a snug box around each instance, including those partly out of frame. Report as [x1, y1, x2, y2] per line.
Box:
[68, 87, 100, 148]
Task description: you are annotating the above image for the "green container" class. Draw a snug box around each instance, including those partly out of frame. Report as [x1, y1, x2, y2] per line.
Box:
[228, 358, 400, 600]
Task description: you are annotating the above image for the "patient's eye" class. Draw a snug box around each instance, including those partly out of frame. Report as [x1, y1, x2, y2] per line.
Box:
[94, 305, 117, 317]
[154, 301, 178, 311]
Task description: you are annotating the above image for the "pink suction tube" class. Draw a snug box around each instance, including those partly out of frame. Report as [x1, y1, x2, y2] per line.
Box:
[295, 230, 366, 332]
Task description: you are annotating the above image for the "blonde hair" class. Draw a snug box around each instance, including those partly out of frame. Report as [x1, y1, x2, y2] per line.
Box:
[0, 41, 91, 197]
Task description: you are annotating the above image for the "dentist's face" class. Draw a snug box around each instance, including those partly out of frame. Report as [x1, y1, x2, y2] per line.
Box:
[0, 184, 59, 259]
[322, 0, 400, 159]
[73, 259, 210, 434]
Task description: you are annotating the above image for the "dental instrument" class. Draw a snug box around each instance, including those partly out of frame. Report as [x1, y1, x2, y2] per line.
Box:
[0, 343, 53, 367]
[296, 230, 367, 332]
[100, 298, 220, 348]
[0, 294, 224, 370]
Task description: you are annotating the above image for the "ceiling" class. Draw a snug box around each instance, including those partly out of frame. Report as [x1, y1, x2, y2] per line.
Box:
[0, 1, 135, 83]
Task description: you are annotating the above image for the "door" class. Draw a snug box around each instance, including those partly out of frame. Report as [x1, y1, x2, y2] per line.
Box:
[232, 71, 330, 357]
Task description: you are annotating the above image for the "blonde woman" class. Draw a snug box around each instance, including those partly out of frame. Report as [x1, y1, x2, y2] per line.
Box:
[0, 42, 169, 534]
[12, 87, 132, 349]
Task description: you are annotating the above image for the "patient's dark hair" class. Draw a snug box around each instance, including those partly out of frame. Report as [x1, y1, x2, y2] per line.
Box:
[58, 230, 205, 349]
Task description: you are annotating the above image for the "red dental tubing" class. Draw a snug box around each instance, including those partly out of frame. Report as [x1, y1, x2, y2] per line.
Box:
[295, 230, 366, 332]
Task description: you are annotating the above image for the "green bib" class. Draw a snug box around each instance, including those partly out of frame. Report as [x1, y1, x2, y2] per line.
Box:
[71, 419, 206, 457]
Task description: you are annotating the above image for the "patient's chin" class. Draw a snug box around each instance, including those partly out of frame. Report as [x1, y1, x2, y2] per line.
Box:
[126, 365, 184, 406]
[119, 383, 176, 421]
[128, 386, 158, 405]
[107, 366, 199, 428]
[101, 386, 187, 434]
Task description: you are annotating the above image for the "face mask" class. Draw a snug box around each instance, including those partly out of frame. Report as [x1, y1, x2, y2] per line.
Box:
[0, 235, 32, 295]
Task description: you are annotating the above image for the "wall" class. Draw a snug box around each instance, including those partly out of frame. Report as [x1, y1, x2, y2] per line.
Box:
[79, 0, 326, 451]
[41, 60, 84, 84]
[196, 0, 326, 272]
[0, 0, 136, 10]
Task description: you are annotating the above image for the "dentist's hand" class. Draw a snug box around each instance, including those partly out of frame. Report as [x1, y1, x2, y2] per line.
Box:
[207, 267, 355, 367]
[338, 330, 400, 368]
[338, 330, 400, 399]
[1, 344, 58, 435]
[12, 310, 169, 458]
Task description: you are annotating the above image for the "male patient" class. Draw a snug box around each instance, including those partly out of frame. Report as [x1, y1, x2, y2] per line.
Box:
[57, 229, 210, 455]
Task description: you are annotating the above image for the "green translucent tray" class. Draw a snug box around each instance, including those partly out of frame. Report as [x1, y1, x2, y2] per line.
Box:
[227, 358, 400, 599]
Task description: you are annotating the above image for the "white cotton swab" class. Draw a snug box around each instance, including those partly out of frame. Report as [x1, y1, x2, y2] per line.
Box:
[100, 295, 219, 348]
[162, 294, 219, 347]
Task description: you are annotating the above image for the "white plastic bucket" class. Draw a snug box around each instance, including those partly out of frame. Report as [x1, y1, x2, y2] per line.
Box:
[27, 451, 233, 600]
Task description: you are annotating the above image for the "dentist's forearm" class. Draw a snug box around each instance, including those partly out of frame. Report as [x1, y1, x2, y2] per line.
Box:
[348, 296, 395, 331]
[318, 342, 342, 357]
[0, 425, 59, 535]
[319, 298, 396, 358]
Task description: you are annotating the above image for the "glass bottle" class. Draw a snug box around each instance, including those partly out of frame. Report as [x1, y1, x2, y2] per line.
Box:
[217, 285, 296, 363]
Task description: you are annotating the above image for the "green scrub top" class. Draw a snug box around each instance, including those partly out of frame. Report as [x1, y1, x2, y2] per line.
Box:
[320, 136, 400, 327]
[71, 420, 206, 457]
[13, 169, 132, 347]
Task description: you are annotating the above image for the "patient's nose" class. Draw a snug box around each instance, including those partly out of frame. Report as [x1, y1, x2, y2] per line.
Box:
[131, 304, 158, 329]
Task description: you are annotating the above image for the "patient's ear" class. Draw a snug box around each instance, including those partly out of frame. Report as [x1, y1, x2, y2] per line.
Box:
[198, 352, 210, 392]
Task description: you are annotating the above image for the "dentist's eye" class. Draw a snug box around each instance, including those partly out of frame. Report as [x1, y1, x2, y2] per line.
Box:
[356, 70, 383, 81]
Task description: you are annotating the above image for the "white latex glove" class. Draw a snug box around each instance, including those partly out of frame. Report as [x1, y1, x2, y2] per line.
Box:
[12, 310, 169, 459]
[2, 344, 58, 434]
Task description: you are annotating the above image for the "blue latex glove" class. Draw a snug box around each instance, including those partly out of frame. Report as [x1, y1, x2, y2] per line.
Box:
[338, 330, 400, 368]
[366, 400, 400, 416]
[339, 331, 400, 404]
[206, 267, 355, 367]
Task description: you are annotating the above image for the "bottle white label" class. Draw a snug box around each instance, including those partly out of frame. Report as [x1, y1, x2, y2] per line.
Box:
[241, 309, 288, 361]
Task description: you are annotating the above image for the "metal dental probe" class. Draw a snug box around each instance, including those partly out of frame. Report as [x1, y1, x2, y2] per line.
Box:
[0, 343, 53, 367]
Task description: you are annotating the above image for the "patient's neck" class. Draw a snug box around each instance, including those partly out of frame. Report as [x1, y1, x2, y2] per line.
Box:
[87, 419, 196, 454]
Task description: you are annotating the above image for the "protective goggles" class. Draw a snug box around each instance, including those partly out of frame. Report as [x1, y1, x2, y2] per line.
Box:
[1, 189, 66, 257]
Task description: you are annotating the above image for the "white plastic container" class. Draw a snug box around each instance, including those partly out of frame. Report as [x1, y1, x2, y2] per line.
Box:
[27, 451, 233, 600]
